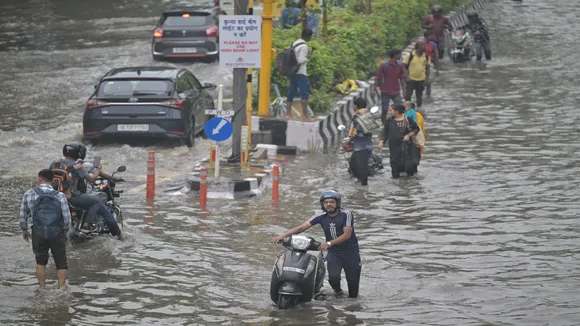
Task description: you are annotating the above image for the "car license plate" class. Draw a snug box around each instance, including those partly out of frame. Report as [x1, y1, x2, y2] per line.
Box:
[173, 47, 197, 53]
[118, 124, 149, 131]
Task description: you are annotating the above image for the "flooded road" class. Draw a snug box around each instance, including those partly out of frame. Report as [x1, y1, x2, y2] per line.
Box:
[1, 0, 580, 325]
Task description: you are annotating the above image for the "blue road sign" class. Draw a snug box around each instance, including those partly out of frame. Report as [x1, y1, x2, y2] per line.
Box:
[204, 117, 233, 142]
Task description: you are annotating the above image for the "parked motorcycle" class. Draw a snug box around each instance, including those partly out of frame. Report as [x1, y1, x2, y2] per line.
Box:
[449, 29, 474, 63]
[69, 165, 126, 241]
[270, 235, 326, 309]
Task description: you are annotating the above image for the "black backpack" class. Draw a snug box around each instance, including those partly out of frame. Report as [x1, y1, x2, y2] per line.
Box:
[276, 40, 306, 77]
[32, 188, 63, 239]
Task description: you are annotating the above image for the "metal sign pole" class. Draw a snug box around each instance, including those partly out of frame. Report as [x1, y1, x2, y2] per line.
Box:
[215, 142, 220, 178]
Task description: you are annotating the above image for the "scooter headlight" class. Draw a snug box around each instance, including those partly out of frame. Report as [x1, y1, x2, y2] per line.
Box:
[291, 236, 311, 251]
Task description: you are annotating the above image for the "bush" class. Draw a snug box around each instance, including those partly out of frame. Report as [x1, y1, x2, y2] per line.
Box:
[268, 0, 467, 113]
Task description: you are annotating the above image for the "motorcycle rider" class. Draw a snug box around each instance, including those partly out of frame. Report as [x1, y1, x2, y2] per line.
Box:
[272, 190, 361, 298]
[457, 10, 491, 61]
[348, 97, 373, 186]
[49, 142, 122, 240]
[422, 5, 453, 59]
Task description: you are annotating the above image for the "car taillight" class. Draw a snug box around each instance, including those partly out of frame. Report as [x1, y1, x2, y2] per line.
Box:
[153, 27, 164, 38]
[86, 99, 106, 110]
[206, 26, 218, 37]
[162, 99, 184, 110]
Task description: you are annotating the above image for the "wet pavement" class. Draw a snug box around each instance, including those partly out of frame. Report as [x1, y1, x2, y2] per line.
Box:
[1, 0, 580, 325]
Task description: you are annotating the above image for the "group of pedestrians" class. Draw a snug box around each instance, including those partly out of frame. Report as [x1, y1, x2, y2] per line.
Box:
[270, 6, 494, 301]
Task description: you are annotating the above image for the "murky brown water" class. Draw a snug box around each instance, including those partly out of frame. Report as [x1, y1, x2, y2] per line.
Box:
[1, 0, 580, 325]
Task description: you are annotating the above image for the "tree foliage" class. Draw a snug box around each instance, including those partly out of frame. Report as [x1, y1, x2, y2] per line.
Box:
[269, 0, 468, 113]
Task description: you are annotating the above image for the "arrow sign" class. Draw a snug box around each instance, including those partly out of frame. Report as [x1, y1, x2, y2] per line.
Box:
[212, 119, 227, 135]
[204, 117, 233, 142]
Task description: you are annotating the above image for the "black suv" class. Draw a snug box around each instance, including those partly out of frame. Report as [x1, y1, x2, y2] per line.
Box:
[151, 8, 220, 62]
[83, 66, 216, 147]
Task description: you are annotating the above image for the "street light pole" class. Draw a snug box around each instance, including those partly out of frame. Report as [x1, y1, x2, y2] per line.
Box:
[257, 0, 273, 116]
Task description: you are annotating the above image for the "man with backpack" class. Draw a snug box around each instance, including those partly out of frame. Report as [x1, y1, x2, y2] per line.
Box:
[403, 41, 430, 108]
[371, 48, 406, 125]
[347, 97, 375, 186]
[424, 30, 441, 97]
[278, 28, 313, 120]
[50, 142, 122, 240]
[20, 169, 71, 290]
[422, 5, 453, 59]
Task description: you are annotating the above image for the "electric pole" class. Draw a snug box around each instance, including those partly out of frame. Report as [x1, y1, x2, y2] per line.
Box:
[229, 0, 250, 162]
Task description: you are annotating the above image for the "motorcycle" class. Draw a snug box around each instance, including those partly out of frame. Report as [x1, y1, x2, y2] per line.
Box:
[270, 235, 326, 309]
[69, 165, 126, 240]
[338, 136, 384, 176]
[449, 29, 474, 63]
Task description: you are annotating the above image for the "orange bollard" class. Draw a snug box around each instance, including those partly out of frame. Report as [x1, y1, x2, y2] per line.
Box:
[148, 150, 155, 161]
[200, 167, 207, 209]
[209, 143, 216, 169]
[272, 164, 279, 201]
[146, 158, 155, 199]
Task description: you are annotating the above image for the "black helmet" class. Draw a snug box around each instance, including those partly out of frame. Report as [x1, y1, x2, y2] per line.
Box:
[63, 141, 87, 160]
[467, 10, 479, 19]
[431, 5, 442, 14]
[319, 190, 341, 213]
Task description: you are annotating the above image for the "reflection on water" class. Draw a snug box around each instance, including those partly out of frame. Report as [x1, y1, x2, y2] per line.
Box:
[2, 0, 580, 325]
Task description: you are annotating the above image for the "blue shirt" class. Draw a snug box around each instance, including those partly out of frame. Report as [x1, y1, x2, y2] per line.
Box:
[405, 109, 418, 123]
[308, 208, 359, 253]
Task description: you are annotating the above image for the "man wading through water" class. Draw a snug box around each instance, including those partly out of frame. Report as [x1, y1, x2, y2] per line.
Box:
[272, 191, 361, 298]
[372, 48, 406, 125]
[20, 169, 71, 290]
[403, 41, 430, 108]
[422, 5, 453, 59]
[348, 97, 373, 186]
[424, 30, 441, 97]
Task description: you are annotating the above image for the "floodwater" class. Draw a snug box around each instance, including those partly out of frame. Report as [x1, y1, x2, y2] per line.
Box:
[1, 0, 580, 325]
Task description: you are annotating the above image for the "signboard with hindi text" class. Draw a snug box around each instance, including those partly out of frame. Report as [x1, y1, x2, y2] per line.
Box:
[219, 15, 262, 68]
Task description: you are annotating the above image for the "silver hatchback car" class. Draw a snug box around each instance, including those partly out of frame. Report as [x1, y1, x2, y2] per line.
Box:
[151, 8, 220, 62]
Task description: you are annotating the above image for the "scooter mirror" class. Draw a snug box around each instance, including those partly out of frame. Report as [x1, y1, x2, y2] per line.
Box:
[337, 125, 346, 131]
[117, 166, 127, 172]
[370, 106, 380, 114]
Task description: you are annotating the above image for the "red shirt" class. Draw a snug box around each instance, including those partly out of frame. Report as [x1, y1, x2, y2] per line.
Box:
[426, 41, 438, 62]
[375, 60, 404, 96]
[423, 14, 452, 41]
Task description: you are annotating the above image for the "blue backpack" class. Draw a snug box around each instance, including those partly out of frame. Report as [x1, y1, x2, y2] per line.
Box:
[32, 188, 63, 239]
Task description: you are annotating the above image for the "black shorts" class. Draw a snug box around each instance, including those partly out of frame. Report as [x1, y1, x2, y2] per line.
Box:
[32, 232, 68, 270]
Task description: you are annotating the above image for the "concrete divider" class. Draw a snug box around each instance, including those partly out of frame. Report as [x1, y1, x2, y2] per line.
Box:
[252, 0, 489, 153]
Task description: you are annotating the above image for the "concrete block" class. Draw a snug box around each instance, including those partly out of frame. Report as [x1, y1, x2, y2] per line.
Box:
[252, 130, 272, 145]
